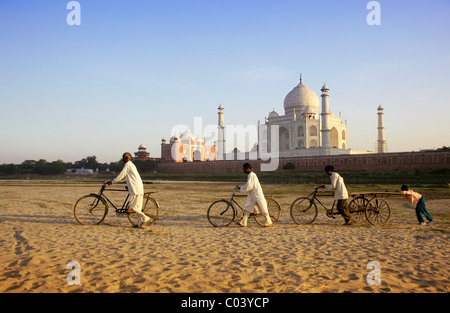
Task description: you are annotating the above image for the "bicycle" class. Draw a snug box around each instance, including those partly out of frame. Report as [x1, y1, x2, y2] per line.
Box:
[207, 187, 282, 227]
[73, 182, 160, 226]
[290, 186, 364, 225]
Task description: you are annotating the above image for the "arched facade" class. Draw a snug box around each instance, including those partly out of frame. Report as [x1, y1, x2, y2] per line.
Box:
[161, 129, 217, 163]
[279, 127, 290, 150]
[330, 127, 338, 148]
[264, 77, 348, 156]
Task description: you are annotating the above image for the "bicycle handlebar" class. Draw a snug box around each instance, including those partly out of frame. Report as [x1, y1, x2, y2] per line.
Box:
[102, 181, 128, 191]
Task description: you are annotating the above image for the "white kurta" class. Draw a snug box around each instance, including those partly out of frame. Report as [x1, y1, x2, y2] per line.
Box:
[325, 172, 349, 200]
[112, 161, 144, 196]
[112, 161, 148, 225]
[240, 172, 269, 214]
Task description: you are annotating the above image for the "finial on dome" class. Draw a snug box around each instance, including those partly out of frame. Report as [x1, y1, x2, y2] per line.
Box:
[299, 73, 303, 84]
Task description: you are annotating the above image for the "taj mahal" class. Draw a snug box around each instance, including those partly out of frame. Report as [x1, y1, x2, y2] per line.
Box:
[259, 75, 370, 158]
[155, 75, 378, 163]
[127, 75, 450, 174]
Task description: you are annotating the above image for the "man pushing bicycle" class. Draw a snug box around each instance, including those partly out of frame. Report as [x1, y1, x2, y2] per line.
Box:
[320, 165, 353, 225]
[235, 163, 273, 227]
[107, 152, 152, 228]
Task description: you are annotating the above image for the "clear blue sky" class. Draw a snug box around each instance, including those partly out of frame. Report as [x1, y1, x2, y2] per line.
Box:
[1, 0, 449, 164]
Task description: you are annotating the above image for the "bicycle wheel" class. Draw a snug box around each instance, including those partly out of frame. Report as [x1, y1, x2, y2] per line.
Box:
[348, 197, 369, 223]
[74, 194, 108, 225]
[290, 197, 318, 225]
[128, 195, 160, 226]
[207, 200, 236, 227]
[254, 198, 282, 226]
[365, 198, 391, 225]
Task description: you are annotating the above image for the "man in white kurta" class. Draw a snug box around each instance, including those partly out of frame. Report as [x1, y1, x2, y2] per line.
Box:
[107, 153, 150, 228]
[237, 163, 272, 227]
[323, 165, 352, 225]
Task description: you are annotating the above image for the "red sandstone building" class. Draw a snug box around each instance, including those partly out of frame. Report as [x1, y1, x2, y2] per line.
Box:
[134, 144, 150, 161]
[157, 150, 450, 173]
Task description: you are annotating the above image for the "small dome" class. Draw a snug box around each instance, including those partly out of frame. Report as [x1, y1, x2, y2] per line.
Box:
[180, 129, 195, 141]
[138, 144, 147, 150]
[170, 136, 180, 143]
[268, 110, 279, 118]
[218, 104, 224, 110]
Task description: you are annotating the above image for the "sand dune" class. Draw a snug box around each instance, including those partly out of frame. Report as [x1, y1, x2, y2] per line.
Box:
[0, 180, 448, 293]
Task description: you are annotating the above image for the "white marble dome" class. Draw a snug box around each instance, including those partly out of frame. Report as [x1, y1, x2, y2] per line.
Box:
[284, 78, 319, 116]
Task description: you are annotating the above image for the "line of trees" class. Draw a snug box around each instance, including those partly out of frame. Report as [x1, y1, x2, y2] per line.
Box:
[0, 156, 158, 176]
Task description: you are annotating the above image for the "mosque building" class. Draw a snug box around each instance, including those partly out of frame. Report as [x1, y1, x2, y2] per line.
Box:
[134, 144, 150, 160]
[160, 129, 217, 163]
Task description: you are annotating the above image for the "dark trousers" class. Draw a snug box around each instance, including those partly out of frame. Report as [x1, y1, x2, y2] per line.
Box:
[337, 199, 352, 222]
[415, 197, 433, 223]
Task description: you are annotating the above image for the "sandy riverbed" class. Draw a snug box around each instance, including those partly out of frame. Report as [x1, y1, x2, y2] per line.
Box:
[0, 180, 448, 293]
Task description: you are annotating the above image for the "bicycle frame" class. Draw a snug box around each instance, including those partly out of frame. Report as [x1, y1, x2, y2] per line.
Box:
[308, 188, 339, 217]
[217, 190, 240, 217]
[207, 187, 282, 227]
[94, 184, 130, 215]
[224, 189, 274, 216]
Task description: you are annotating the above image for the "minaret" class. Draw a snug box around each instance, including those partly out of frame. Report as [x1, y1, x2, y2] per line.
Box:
[217, 104, 225, 160]
[321, 83, 331, 148]
[377, 104, 386, 153]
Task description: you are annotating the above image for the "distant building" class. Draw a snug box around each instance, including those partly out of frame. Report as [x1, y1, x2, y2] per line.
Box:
[159, 74, 379, 165]
[262, 75, 369, 157]
[134, 144, 151, 161]
[65, 168, 95, 175]
[161, 129, 217, 163]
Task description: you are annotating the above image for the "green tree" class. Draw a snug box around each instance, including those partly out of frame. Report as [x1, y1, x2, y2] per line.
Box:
[0, 164, 18, 175]
[75, 156, 99, 169]
[282, 162, 295, 170]
[134, 160, 158, 173]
